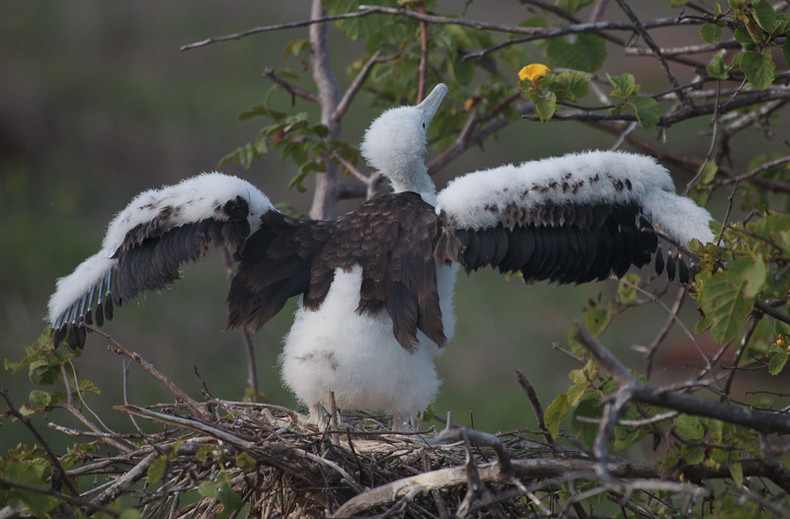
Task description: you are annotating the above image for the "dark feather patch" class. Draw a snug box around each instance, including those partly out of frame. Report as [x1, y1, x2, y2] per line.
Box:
[228, 192, 446, 352]
[449, 202, 662, 286]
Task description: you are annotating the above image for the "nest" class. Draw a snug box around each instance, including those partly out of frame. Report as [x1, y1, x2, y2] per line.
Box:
[58, 398, 658, 519]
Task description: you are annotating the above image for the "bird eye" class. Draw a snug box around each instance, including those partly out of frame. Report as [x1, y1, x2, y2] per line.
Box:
[422, 123, 426, 128]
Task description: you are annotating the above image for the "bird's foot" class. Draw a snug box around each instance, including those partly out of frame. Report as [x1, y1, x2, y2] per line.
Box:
[391, 414, 417, 433]
[305, 404, 331, 432]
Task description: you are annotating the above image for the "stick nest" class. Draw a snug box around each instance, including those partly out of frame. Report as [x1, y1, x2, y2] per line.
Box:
[76, 399, 608, 518]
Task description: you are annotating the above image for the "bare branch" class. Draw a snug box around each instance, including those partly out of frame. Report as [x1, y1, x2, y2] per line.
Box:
[90, 325, 213, 421]
[263, 67, 319, 104]
[332, 51, 393, 123]
[309, 0, 341, 220]
[180, 11, 377, 51]
[614, 0, 689, 107]
[573, 325, 790, 434]
[513, 370, 555, 447]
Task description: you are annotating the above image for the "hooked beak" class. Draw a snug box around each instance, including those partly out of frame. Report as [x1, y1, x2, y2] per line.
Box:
[417, 84, 449, 125]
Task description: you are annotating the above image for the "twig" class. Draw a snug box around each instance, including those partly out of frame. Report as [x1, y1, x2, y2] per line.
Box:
[115, 405, 256, 449]
[332, 51, 392, 123]
[643, 287, 686, 379]
[263, 67, 319, 104]
[462, 16, 703, 60]
[754, 299, 790, 326]
[94, 450, 161, 506]
[513, 370, 554, 447]
[614, 0, 688, 107]
[87, 325, 213, 421]
[180, 11, 379, 51]
[435, 426, 513, 478]
[122, 359, 146, 437]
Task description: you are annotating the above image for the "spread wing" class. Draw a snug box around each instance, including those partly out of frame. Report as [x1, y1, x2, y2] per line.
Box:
[48, 173, 274, 348]
[434, 150, 713, 284]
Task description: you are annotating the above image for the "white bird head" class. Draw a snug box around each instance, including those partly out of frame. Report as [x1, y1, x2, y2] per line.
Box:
[361, 84, 448, 201]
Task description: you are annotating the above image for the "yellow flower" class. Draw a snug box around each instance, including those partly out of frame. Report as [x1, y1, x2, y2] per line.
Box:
[518, 63, 550, 83]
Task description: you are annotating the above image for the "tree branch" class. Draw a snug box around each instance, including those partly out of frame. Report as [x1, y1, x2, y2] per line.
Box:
[573, 325, 790, 434]
[309, 0, 341, 220]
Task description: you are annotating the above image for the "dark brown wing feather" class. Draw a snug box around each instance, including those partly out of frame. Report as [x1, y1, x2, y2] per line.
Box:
[227, 192, 445, 352]
[54, 196, 253, 349]
[439, 201, 658, 285]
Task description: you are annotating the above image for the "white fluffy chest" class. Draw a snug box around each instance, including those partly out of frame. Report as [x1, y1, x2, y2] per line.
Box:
[279, 264, 457, 419]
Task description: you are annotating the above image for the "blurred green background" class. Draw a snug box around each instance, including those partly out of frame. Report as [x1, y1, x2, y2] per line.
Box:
[1, 2, 759, 453]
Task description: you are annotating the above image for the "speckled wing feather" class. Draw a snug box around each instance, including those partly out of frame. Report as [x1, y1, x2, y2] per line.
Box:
[435, 150, 713, 285]
[47, 173, 273, 348]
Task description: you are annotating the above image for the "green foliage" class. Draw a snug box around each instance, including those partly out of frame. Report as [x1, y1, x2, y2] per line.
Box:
[0, 449, 61, 516]
[519, 69, 590, 122]
[539, 33, 607, 72]
[607, 73, 660, 129]
[698, 256, 766, 343]
[198, 472, 243, 519]
[701, 0, 790, 89]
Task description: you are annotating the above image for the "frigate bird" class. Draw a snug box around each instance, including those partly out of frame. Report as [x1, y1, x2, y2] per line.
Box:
[48, 83, 713, 428]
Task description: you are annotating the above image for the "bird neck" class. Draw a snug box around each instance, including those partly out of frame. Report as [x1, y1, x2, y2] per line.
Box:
[388, 163, 437, 205]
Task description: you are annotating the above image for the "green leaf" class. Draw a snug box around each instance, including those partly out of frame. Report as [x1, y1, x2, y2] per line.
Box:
[775, 320, 790, 337]
[742, 254, 767, 298]
[768, 348, 789, 375]
[527, 90, 557, 122]
[607, 73, 636, 99]
[706, 53, 729, 80]
[699, 23, 722, 43]
[669, 0, 687, 6]
[698, 257, 765, 343]
[699, 162, 719, 185]
[77, 378, 101, 395]
[729, 462, 744, 486]
[2, 461, 61, 516]
[752, 1, 776, 33]
[631, 96, 660, 129]
[681, 444, 705, 465]
[616, 273, 641, 304]
[28, 390, 51, 408]
[571, 395, 601, 447]
[544, 33, 607, 72]
[739, 50, 776, 89]
[585, 302, 612, 336]
[282, 38, 309, 58]
[548, 70, 590, 101]
[567, 382, 587, 407]
[235, 451, 257, 471]
[675, 414, 705, 441]
[556, 0, 594, 15]
[733, 27, 754, 50]
[544, 392, 571, 439]
[147, 456, 167, 484]
[449, 56, 475, 85]
[198, 473, 243, 519]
